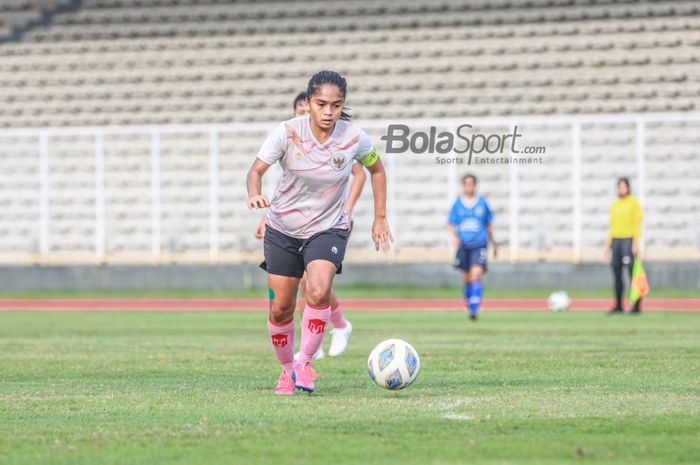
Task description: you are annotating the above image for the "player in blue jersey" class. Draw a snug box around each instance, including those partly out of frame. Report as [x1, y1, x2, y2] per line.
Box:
[447, 174, 497, 320]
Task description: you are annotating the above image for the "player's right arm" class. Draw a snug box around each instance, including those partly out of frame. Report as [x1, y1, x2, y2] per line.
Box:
[247, 123, 286, 209]
[246, 159, 271, 209]
[447, 223, 461, 248]
[447, 201, 461, 248]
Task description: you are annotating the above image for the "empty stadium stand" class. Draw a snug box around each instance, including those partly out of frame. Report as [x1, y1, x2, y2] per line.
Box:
[1, 0, 699, 126]
[0, 0, 697, 264]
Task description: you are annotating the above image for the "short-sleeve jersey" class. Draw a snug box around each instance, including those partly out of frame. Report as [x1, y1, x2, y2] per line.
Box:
[447, 195, 493, 249]
[257, 115, 378, 239]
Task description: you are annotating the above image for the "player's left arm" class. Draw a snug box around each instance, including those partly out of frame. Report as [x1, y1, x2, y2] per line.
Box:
[487, 224, 497, 258]
[485, 200, 497, 258]
[359, 147, 393, 252]
[346, 162, 367, 222]
[356, 132, 393, 252]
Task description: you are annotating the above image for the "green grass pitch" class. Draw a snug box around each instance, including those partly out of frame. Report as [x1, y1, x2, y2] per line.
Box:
[1, 310, 698, 465]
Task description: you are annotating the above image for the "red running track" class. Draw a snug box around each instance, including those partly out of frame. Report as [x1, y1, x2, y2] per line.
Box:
[0, 298, 698, 312]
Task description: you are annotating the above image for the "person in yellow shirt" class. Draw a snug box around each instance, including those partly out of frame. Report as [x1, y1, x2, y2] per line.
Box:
[605, 177, 643, 314]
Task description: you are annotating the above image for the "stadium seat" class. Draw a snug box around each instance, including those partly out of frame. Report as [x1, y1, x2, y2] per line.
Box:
[0, 0, 699, 261]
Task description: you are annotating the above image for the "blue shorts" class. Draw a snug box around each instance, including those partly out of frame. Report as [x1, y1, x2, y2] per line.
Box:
[454, 246, 488, 272]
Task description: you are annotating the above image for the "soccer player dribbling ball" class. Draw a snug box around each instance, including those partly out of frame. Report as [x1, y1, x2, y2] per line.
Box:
[447, 174, 497, 321]
[253, 91, 367, 360]
[246, 70, 393, 395]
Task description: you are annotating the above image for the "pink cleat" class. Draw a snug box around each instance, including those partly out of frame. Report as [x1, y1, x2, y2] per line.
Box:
[274, 370, 295, 395]
[293, 362, 317, 393]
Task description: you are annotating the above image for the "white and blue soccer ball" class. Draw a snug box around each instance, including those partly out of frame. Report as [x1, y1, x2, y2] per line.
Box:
[548, 290, 571, 312]
[367, 338, 420, 390]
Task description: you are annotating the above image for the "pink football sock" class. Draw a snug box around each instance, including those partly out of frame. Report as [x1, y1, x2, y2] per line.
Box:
[267, 318, 295, 374]
[330, 303, 348, 329]
[298, 304, 331, 364]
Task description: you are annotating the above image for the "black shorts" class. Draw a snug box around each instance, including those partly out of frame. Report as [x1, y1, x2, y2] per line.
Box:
[611, 237, 633, 268]
[260, 226, 349, 278]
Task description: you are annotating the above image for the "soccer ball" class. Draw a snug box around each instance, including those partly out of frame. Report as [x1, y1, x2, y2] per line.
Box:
[547, 291, 571, 312]
[367, 338, 420, 390]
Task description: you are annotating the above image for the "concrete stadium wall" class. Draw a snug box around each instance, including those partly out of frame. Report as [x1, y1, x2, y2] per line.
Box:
[0, 262, 698, 291]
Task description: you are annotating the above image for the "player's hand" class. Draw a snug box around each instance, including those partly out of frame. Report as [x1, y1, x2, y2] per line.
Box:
[603, 247, 611, 260]
[349, 220, 354, 233]
[492, 242, 498, 258]
[247, 195, 270, 209]
[631, 241, 638, 257]
[372, 216, 394, 252]
[253, 221, 266, 240]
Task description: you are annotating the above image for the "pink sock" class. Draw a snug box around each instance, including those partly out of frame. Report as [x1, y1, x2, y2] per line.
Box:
[267, 318, 295, 374]
[330, 303, 347, 329]
[298, 304, 331, 364]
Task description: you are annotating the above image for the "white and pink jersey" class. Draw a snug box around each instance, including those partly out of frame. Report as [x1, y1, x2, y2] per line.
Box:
[257, 115, 377, 239]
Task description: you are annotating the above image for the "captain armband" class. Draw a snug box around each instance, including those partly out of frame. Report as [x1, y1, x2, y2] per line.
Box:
[359, 147, 380, 167]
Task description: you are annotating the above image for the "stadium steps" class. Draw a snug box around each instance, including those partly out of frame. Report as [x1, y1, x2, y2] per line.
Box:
[0, 1, 698, 260]
[21, 1, 700, 42]
[0, 0, 83, 44]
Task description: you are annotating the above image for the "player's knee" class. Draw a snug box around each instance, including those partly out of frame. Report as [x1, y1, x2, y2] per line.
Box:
[305, 283, 331, 308]
[270, 299, 295, 324]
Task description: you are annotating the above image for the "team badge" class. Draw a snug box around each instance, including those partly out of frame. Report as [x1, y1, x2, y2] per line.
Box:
[330, 153, 347, 170]
[270, 334, 288, 347]
[294, 151, 302, 159]
[307, 319, 326, 334]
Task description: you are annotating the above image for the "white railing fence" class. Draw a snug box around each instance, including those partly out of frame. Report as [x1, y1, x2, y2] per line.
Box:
[1, 113, 699, 265]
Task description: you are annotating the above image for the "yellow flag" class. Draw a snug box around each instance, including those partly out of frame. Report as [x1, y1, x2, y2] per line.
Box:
[629, 259, 649, 304]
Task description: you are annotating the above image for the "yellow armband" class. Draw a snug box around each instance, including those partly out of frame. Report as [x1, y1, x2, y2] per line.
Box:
[359, 147, 380, 167]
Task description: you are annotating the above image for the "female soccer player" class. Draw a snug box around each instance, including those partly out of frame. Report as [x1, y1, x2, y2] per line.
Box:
[246, 70, 393, 395]
[605, 177, 643, 314]
[253, 90, 366, 360]
[447, 174, 497, 321]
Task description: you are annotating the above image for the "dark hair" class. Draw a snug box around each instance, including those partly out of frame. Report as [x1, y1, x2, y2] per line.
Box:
[293, 91, 307, 110]
[462, 174, 478, 184]
[306, 70, 351, 120]
[617, 177, 630, 192]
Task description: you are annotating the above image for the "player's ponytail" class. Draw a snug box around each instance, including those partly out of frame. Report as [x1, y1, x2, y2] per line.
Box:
[307, 70, 352, 121]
